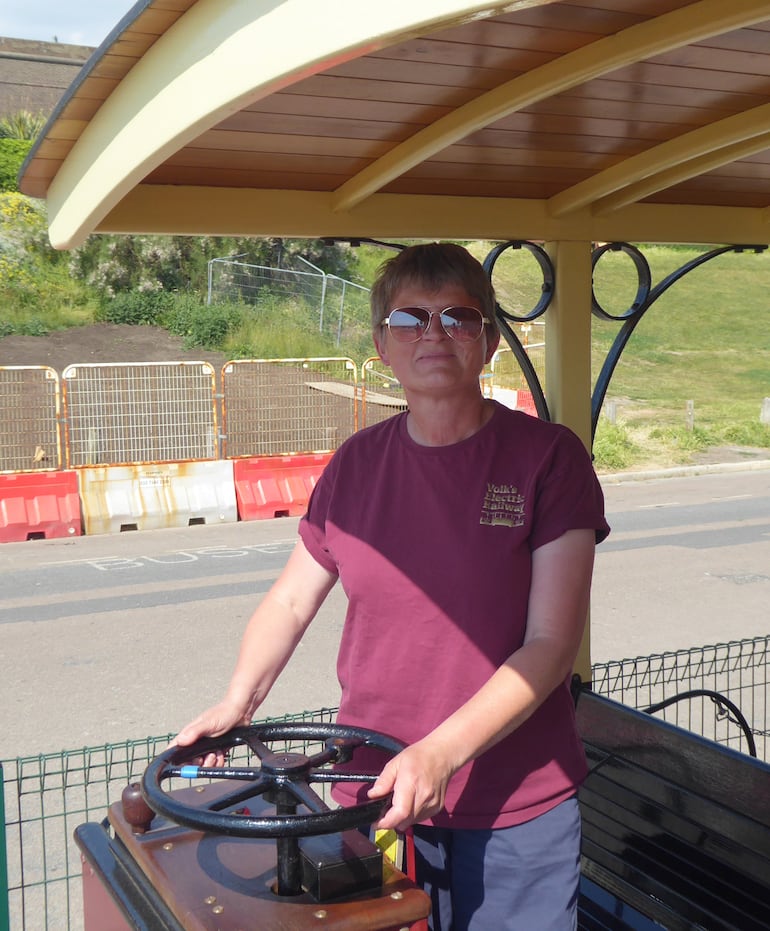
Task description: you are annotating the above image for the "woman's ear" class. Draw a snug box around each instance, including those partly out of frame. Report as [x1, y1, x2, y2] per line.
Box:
[373, 327, 390, 365]
[484, 328, 500, 365]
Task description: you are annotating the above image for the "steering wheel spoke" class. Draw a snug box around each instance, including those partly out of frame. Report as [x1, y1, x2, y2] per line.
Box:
[207, 776, 271, 813]
[310, 769, 378, 785]
[241, 733, 273, 759]
[284, 779, 332, 814]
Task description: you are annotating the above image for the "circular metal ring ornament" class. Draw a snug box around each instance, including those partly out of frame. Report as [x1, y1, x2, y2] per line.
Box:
[483, 240, 555, 322]
[591, 242, 652, 321]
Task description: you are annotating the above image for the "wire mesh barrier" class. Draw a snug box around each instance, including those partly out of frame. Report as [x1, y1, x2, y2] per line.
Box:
[207, 258, 372, 348]
[62, 362, 218, 466]
[591, 635, 770, 760]
[486, 341, 546, 402]
[222, 358, 358, 457]
[1, 708, 338, 931]
[361, 357, 407, 428]
[0, 366, 61, 473]
[0, 350, 551, 483]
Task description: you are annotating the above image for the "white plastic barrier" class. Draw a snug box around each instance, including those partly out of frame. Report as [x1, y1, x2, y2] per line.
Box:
[78, 460, 237, 535]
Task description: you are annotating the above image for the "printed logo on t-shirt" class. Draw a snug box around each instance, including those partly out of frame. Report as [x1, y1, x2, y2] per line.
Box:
[480, 482, 525, 527]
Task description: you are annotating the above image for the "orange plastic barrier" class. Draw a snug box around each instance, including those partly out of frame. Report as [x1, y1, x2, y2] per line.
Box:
[516, 389, 539, 417]
[0, 470, 82, 542]
[233, 453, 333, 520]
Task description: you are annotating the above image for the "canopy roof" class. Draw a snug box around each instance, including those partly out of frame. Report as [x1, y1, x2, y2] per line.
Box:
[19, 0, 770, 249]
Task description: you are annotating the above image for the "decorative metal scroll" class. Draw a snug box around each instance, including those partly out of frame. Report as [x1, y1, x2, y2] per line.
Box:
[482, 241, 554, 422]
[590, 242, 767, 441]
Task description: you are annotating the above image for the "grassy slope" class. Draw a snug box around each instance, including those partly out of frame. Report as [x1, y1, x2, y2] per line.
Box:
[589, 246, 770, 469]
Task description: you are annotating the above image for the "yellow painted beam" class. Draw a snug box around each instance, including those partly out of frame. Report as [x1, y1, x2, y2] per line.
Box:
[45, 0, 537, 249]
[593, 133, 770, 215]
[331, 0, 770, 212]
[542, 241, 594, 680]
[542, 241, 593, 440]
[97, 185, 770, 245]
[551, 104, 770, 218]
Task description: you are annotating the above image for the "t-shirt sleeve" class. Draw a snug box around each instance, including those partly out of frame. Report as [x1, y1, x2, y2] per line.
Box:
[298, 454, 340, 575]
[529, 427, 610, 550]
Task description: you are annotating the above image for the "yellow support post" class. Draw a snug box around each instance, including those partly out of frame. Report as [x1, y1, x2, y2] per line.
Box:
[543, 239, 595, 682]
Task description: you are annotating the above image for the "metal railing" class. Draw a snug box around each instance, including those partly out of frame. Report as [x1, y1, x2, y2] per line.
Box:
[591, 635, 770, 760]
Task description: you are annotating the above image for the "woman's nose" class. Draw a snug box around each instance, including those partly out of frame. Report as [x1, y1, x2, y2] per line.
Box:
[422, 312, 448, 340]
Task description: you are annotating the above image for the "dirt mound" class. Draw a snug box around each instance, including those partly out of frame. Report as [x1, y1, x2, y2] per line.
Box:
[0, 323, 228, 375]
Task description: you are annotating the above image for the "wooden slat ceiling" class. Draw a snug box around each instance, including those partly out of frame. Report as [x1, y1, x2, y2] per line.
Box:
[18, 0, 770, 247]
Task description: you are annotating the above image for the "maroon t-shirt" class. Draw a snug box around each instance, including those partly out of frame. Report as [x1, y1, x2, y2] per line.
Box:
[299, 401, 609, 828]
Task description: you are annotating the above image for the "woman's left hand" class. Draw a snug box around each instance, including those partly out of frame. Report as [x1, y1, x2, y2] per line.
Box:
[367, 738, 455, 831]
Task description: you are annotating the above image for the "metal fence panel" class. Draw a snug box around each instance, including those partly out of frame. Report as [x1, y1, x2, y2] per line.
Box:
[0, 366, 61, 473]
[0, 762, 8, 931]
[222, 358, 357, 457]
[361, 358, 407, 428]
[591, 636, 770, 760]
[487, 341, 546, 398]
[207, 259, 371, 348]
[62, 362, 218, 467]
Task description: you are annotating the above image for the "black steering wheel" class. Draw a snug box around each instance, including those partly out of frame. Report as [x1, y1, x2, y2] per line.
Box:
[141, 721, 406, 839]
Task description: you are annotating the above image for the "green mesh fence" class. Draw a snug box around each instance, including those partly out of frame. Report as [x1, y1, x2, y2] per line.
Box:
[591, 635, 770, 761]
[1, 707, 338, 931]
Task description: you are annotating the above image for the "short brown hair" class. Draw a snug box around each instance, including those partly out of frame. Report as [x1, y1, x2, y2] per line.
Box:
[370, 242, 499, 338]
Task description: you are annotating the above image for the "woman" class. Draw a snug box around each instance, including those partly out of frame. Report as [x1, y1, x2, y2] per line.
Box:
[177, 242, 609, 929]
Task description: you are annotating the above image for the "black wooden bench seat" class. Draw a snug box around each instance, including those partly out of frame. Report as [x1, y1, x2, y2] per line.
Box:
[575, 689, 770, 931]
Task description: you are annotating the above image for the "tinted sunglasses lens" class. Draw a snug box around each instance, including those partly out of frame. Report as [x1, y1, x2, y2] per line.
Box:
[441, 307, 484, 341]
[387, 308, 429, 341]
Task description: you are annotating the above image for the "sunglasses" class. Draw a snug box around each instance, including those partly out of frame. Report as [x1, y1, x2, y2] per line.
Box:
[381, 306, 491, 343]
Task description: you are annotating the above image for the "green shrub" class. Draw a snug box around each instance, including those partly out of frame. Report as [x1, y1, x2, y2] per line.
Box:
[0, 139, 33, 192]
[164, 295, 245, 349]
[593, 420, 640, 472]
[719, 420, 770, 447]
[97, 290, 175, 326]
[0, 110, 46, 140]
[649, 424, 713, 453]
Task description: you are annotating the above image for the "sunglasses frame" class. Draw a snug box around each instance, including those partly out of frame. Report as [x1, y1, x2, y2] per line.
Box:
[381, 306, 491, 343]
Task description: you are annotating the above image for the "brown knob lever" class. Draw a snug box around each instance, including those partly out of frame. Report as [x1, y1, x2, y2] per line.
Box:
[121, 782, 155, 834]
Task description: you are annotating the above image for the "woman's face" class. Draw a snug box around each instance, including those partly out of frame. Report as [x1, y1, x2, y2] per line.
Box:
[373, 282, 499, 399]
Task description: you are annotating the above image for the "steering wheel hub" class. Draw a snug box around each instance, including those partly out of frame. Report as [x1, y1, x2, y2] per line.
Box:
[260, 750, 311, 776]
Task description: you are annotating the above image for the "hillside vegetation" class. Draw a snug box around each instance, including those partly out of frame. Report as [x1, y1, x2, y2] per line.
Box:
[1, 192, 768, 472]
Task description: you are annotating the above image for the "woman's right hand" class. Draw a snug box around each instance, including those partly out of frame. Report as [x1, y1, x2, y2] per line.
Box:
[171, 699, 253, 767]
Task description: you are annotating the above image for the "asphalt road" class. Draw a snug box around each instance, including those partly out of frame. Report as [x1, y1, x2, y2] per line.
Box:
[592, 464, 770, 662]
[1, 464, 769, 759]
